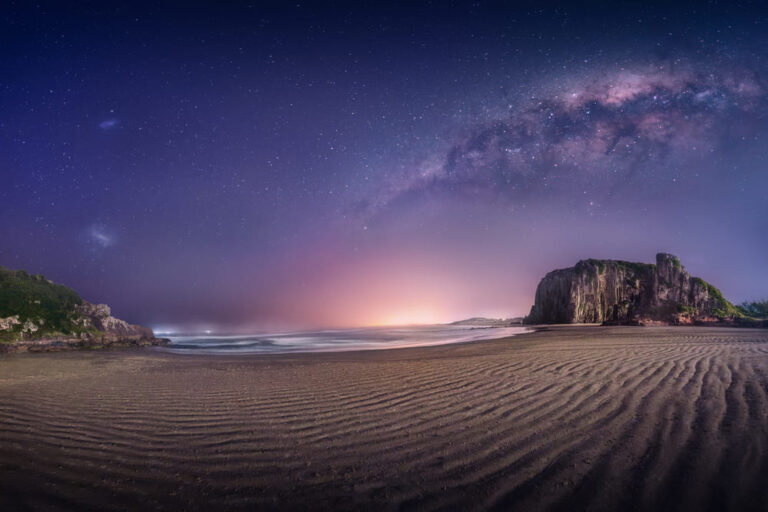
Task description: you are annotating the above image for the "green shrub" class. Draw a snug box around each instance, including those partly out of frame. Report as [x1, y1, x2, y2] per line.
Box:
[0, 266, 86, 337]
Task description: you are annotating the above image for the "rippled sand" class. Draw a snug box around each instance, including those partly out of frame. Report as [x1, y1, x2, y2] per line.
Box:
[1, 326, 768, 511]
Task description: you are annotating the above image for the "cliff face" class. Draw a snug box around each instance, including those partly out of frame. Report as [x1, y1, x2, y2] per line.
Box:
[525, 254, 740, 325]
[0, 266, 165, 351]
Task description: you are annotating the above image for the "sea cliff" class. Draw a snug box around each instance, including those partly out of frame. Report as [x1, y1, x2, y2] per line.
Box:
[525, 253, 762, 326]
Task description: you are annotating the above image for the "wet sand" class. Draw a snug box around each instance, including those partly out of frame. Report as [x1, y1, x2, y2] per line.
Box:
[1, 326, 768, 511]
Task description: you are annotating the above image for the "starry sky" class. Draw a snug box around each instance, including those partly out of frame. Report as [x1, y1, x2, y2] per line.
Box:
[2, 1, 768, 331]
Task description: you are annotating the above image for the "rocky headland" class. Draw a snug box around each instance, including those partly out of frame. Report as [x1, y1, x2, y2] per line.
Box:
[525, 253, 766, 326]
[0, 266, 167, 352]
[450, 317, 525, 327]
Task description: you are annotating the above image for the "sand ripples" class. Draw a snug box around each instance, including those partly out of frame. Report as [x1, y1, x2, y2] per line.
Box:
[1, 326, 768, 511]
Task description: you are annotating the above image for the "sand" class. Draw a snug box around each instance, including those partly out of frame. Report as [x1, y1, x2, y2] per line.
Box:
[1, 326, 768, 511]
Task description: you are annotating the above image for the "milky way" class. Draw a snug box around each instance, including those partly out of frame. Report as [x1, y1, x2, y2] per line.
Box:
[371, 62, 767, 216]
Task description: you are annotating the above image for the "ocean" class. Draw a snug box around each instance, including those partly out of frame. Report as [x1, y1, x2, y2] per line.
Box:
[159, 324, 529, 355]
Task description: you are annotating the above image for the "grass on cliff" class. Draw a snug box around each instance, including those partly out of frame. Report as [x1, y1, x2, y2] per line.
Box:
[575, 259, 656, 276]
[0, 266, 88, 340]
[690, 277, 743, 319]
[666, 254, 683, 269]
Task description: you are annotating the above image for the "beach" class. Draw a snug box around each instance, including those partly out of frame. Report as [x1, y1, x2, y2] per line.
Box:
[2, 326, 768, 511]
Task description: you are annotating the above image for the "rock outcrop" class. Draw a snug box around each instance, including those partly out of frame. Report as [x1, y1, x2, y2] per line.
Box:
[525, 253, 744, 325]
[74, 302, 155, 339]
[0, 265, 166, 352]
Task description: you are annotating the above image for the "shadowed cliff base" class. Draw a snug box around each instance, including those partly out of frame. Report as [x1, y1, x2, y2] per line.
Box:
[1, 326, 768, 511]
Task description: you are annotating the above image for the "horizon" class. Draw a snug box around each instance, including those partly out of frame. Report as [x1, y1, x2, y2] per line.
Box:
[152, 315, 522, 335]
[2, 2, 768, 331]
[0, 250, 747, 333]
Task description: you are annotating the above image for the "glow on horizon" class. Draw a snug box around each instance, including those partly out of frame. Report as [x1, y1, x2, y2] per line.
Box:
[369, 309, 446, 327]
[249, 243, 533, 329]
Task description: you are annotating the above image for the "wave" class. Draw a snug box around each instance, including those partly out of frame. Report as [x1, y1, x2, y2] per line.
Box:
[159, 324, 529, 354]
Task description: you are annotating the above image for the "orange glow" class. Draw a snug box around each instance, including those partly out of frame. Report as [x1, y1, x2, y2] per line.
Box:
[257, 243, 532, 329]
[369, 309, 445, 327]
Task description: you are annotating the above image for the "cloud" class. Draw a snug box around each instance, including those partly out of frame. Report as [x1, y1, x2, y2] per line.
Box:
[365, 63, 766, 215]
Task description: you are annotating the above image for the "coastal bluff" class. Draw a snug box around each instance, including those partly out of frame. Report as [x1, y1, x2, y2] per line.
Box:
[0, 266, 166, 352]
[525, 253, 751, 326]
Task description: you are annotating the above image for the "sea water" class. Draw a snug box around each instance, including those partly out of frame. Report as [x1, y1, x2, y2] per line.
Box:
[159, 325, 529, 355]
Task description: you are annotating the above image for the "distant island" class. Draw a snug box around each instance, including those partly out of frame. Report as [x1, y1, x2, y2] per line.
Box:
[450, 317, 524, 327]
[0, 266, 167, 352]
[525, 253, 767, 327]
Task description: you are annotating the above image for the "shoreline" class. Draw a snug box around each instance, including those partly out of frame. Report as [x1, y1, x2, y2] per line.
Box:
[0, 334, 169, 354]
[156, 326, 532, 357]
[5, 322, 765, 357]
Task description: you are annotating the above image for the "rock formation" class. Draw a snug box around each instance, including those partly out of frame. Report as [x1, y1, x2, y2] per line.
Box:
[525, 253, 745, 325]
[0, 266, 166, 352]
[74, 302, 155, 339]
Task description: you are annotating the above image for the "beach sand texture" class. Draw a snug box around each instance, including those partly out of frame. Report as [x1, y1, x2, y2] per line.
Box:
[1, 326, 768, 511]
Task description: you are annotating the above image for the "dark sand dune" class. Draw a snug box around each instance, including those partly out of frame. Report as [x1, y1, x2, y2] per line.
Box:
[1, 326, 768, 511]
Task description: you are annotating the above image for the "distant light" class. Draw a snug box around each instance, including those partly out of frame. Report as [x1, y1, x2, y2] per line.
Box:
[153, 326, 177, 335]
[205, 329, 212, 334]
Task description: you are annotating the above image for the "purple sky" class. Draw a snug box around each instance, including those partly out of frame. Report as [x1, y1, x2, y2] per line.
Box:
[1, 2, 767, 330]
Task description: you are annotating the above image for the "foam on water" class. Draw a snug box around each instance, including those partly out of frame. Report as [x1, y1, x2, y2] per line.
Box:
[159, 324, 529, 354]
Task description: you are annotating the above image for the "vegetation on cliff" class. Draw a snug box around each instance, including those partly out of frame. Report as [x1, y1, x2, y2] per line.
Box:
[690, 277, 741, 319]
[0, 267, 90, 341]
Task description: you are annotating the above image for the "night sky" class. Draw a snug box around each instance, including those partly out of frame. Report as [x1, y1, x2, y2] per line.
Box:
[2, 2, 768, 331]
